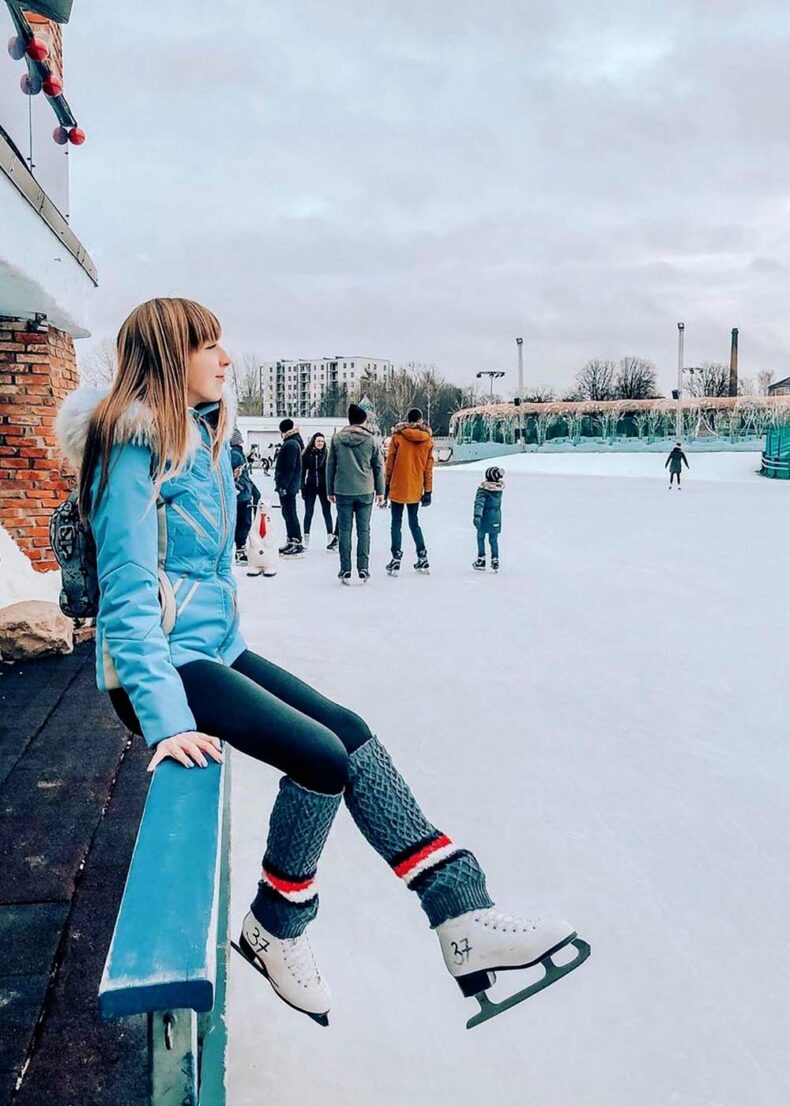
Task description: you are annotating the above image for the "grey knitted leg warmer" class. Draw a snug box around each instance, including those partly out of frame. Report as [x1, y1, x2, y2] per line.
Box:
[251, 777, 342, 939]
[344, 736, 493, 928]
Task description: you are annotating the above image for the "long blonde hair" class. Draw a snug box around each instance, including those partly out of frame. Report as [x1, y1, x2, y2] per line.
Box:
[78, 298, 229, 519]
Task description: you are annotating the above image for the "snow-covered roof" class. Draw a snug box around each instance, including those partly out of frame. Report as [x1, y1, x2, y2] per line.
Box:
[450, 395, 790, 425]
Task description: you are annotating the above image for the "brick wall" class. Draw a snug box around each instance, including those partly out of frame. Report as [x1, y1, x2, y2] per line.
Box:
[0, 317, 78, 572]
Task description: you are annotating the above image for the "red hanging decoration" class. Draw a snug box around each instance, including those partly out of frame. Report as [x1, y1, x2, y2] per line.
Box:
[43, 73, 62, 97]
[67, 126, 86, 146]
[7, 35, 26, 60]
[20, 73, 42, 95]
[52, 125, 69, 145]
[26, 37, 49, 62]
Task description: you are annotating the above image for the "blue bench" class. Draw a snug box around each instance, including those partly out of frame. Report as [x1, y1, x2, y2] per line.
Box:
[99, 756, 232, 1106]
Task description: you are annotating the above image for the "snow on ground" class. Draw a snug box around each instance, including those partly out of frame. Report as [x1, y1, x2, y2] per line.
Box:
[228, 452, 789, 1106]
[0, 524, 60, 608]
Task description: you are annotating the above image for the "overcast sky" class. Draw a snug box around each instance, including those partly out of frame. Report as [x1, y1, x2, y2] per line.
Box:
[66, 0, 790, 394]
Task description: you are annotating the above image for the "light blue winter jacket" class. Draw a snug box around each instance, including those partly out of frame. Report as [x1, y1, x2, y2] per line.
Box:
[55, 387, 246, 746]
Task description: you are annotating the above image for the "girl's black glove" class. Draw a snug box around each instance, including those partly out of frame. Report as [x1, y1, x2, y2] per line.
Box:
[421, 492, 432, 507]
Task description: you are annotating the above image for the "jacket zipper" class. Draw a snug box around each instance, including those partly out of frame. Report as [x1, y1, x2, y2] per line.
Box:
[196, 415, 235, 657]
[199, 415, 228, 570]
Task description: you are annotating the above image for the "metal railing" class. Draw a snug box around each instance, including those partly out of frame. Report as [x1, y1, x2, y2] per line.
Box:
[759, 454, 790, 479]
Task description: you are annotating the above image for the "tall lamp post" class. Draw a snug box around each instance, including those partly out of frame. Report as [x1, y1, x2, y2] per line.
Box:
[675, 322, 685, 439]
[476, 370, 505, 401]
[515, 337, 525, 451]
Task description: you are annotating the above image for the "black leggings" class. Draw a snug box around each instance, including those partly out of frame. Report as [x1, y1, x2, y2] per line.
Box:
[303, 490, 334, 535]
[109, 649, 372, 794]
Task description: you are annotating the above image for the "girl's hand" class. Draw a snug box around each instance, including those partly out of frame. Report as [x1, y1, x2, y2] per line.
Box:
[147, 731, 223, 773]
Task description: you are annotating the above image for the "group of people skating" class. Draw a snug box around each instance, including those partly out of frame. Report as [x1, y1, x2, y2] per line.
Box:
[231, 401, 507, 582]
[231, 416, 687, 588]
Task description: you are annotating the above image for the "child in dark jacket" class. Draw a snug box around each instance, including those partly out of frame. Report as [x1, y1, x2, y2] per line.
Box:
[231, 442, 260, 563]
[473, 466, 504, 572]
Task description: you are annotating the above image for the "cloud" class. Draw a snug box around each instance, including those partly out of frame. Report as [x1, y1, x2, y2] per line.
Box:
[65, 0, 790, 392]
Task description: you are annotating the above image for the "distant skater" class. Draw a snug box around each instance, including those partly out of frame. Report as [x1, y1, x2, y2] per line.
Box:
[472, 466, 504, 572]
[665, 442, 689, 489]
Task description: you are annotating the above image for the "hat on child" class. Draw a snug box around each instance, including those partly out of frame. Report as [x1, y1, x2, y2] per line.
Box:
[485, 466, 504, 482]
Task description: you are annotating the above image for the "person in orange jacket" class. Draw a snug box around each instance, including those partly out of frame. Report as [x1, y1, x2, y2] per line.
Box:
[385, 407, 434, 574]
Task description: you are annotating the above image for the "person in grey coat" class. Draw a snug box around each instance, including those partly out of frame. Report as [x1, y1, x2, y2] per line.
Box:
[327, 404, 385, 583]
[665, 442, 689, 489]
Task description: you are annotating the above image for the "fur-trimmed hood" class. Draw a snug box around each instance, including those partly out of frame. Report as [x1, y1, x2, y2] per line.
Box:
[392, 420, 432, 442]
[55, 384, 238, 469]
[479, 479, 505, 492]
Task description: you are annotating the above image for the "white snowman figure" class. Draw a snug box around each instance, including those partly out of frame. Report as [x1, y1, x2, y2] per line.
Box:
[246, 498, 278, 577]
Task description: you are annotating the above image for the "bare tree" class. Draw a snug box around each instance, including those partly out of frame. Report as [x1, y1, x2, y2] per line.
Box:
[614, 356, 659, 399]
[456, 385, 480, 410]
[78, 338, 116, 387]
[232, 351, 265, 415]
[389, 367, 419, 421]
[523, 385, 556, 403]
[756, 370, 774, 395]
[737, 375, 755, 396]
[684, 361, 729, 398]
[575, 359, 617, 401]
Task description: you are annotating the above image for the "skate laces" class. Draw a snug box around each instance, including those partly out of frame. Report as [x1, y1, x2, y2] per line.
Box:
[476, 909, 539, 933]
[284, 935, 322, 984]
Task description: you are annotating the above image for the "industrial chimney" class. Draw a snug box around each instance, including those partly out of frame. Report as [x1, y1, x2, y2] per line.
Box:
[729, 328, 739, 397]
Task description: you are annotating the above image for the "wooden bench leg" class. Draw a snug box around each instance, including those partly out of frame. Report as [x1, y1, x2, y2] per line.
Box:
[198, 753, 232, 1105]
[149, 1009, 198, 1106]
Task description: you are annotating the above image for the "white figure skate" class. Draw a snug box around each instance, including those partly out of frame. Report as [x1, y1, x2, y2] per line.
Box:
[232, 911, 331, 1026]
[436, 907, 590, 1028]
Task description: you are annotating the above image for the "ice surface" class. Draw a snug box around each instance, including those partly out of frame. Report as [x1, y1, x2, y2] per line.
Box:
[227, 452, 790, 1105]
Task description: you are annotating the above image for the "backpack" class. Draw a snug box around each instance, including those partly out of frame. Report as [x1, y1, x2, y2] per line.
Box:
[49, 491, 100, 619]
[49, 486, 167, 622]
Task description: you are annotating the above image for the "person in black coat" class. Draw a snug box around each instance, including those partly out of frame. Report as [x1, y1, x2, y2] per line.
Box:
[301, 433, 338, 550]
[274, 419, 305, 554]
[665, 442, 689, 489]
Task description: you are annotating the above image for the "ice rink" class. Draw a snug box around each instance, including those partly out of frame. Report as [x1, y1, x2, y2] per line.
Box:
[227, 451, 790, 1105]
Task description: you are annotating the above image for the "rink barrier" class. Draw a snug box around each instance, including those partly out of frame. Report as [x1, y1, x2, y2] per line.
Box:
[759, 454, 790, 479]
[99, 754, 232, 1106]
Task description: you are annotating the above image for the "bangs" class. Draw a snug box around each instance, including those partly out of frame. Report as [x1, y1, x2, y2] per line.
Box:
[182, 299, 221, 350]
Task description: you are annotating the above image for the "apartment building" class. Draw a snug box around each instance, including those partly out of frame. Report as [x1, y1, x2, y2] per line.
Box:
[259, 357, 393, 417]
